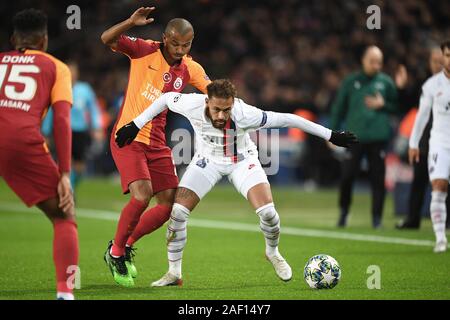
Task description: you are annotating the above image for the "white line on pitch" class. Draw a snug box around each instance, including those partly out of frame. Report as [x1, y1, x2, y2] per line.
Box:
[0, 203, 435, 247]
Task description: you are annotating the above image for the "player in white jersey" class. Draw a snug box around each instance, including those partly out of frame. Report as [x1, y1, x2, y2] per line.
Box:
[409, 40, 450, 253]
[115, 79, 358, 285]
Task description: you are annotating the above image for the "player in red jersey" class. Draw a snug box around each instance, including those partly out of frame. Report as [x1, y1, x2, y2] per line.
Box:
[101, 7, 211, 287]
[0, 9, 79, 300]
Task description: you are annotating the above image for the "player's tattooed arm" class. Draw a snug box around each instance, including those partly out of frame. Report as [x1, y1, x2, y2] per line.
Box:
[101, 7, 155, 48]
[174, 187, 200, 211]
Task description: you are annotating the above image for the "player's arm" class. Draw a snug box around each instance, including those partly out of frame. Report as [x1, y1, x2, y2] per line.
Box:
[408, 82, 433, 164]
[188, 61, 211, 94]
[100, 6, 155, 50]
[264, 111, 358, 147]
[115, 93, 179, 147]
[50, 61, 74, 213]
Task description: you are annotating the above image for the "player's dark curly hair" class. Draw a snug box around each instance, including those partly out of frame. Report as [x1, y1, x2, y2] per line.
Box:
[13, 8, 47, 36]
[206, 79, 237, 100]
[441, 40, 450, 52]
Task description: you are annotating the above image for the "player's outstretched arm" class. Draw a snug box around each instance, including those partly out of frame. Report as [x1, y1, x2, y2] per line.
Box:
[115, 93, 173, 148]
[265, 112, 358, 148]
[100, 6, 155, 49]
[408, 84, 433, 164]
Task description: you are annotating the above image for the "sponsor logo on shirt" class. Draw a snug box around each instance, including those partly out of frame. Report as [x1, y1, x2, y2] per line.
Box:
[163, 72, 172, 83]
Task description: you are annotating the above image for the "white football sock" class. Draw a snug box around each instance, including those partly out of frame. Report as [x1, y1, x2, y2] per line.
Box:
[256, 203, 281, 257]
[167, 203, 190, 277]
[430, 191, 448, 243]
[57, 292, 74, 300]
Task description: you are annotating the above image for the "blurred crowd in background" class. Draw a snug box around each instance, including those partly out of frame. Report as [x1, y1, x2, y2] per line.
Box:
[0, 0, 448, 196]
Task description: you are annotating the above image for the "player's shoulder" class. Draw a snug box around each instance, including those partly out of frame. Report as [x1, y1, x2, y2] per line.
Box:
[183, 56, 206, 72]
[422, 71, 443, 91]
[232, 98, 257, 117]
[27, 50, 69, 72]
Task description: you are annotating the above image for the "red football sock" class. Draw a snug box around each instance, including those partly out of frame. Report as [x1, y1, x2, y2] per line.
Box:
[111, 197, 148, 256]
[53, 218, 79, 293]
[127, 204, 172, 247]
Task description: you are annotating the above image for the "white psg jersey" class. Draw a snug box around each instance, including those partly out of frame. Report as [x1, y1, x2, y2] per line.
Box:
[134, 92, 332, 165]
[410, 71, 450, 150]
[163, 93, 268, 164]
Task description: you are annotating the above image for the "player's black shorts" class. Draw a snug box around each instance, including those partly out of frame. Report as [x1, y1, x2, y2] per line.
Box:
[72, 131, 91, 162]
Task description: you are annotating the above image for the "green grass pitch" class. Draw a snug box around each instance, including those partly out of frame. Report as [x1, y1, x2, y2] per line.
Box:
[0, 177, 449, 300]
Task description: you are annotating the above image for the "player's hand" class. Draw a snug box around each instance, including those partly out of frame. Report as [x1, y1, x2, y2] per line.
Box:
[128, 6, 155, 26]
[115, 121, 140, 148]
[408, 148, 420, 165]
[57, 173, 74, 215]
[329, 131, 359, 148]
[365, 92, 385, 110]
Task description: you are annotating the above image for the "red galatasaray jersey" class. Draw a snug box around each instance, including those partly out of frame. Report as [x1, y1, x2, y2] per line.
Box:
[0, 49, 72, 151]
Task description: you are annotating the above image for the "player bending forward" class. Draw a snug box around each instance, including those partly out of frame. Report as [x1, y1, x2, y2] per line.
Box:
[409, 40, 450, 253]
[115, 79, 358, 285]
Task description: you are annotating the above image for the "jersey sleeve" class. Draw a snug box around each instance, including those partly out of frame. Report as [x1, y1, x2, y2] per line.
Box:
[50, 61, 72, 105]
[409, 80, 433, 149]
[187, 60, 211, 93]
[113, 35, 159, 59]
[134, 92, 205, 129]
[236, 99, 269, 130]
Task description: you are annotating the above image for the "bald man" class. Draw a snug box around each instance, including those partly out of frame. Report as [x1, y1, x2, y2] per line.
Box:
[330, 46, 398, 228]
[101, 7, 211, 287]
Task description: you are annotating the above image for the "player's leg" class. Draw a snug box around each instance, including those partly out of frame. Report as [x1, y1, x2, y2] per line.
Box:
[37, 197, 79, 300]
[106, 140, 152, 287]
[151, 187, 200, 286]
[337, 143, 363, 227]
[367, 142, 387, 229]
[428, 146, 450, 253]
[126, 149, 179, 247]
[430, 179, 448, 252]
[124, 188, 175, 278]
[0, 148, 79, 300]
[230, 158, 292, 281]
[152, 156, 221, 286]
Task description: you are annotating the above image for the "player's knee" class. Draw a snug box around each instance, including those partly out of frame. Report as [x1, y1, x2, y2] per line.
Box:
[130, 181, 153, 205]
[256, 203, 278, 222]
[431, 180, 448, 193]
[156, 189, 176, 207]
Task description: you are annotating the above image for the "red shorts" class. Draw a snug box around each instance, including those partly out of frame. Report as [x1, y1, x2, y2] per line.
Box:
[110, 138, 179, 194]
[0, 145, 59, 207]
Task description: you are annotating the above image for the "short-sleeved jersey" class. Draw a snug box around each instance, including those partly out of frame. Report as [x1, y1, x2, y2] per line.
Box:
[410, 71, 450, 150]
[164, 93, 268, 164]
[0, 49, 72, 150]
[113, 35, 211, 147]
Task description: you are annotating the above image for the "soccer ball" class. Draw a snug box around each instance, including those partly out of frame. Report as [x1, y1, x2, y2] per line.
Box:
[304, 254, 341, 289]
